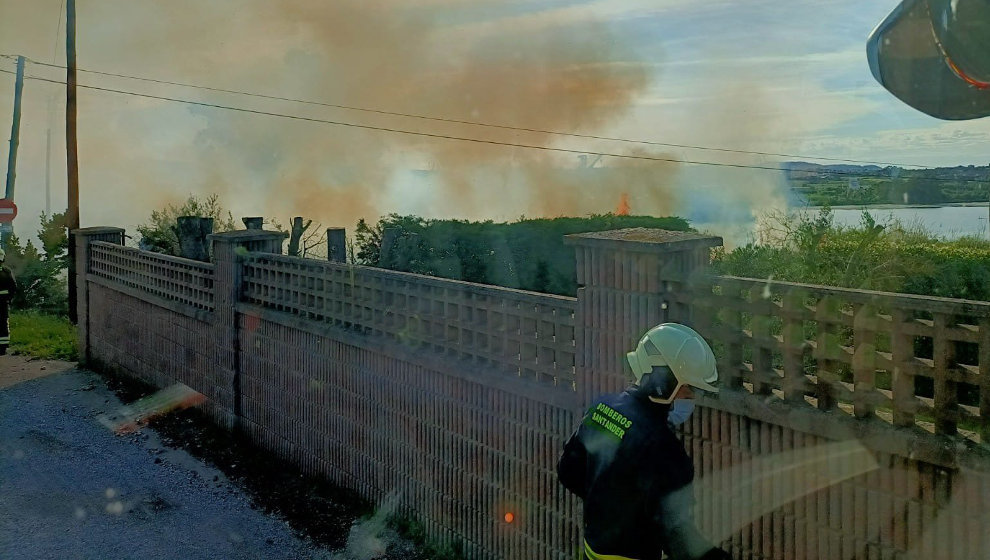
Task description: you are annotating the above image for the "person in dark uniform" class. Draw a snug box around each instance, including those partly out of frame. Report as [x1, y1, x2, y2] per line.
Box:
[557, 323, 731, 560]
[0, 248, 16, 355]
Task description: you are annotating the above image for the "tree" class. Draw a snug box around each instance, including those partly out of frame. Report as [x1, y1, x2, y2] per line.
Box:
[287, 217, 313, 257]
[3, 211, 70, 315]
[136, 194, 236, 255]
[353, 213, 692, 296]
[353, 217, 389, 265]
[39, 211, 69, 269]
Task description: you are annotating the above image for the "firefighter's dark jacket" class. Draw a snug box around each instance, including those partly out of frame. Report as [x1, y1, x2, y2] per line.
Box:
[558, 385, 718, 560]
[0, 265, 15, 300]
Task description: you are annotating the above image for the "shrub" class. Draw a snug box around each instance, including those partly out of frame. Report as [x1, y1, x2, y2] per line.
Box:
[136, 194, 236, 255]
[354, 214, 692, 296]
[3, 211, 70, 316]
[715, 208, 990, 300]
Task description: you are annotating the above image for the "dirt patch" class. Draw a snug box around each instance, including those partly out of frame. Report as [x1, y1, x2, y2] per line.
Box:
[0, 355, 75, 389]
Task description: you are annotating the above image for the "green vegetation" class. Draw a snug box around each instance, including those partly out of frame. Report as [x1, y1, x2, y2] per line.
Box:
[3, 211, 70, 315]
[354, 214, 691, 297]
[136, 194, 237, 254]
[713, 207, 990, 301]
[9, 311, 78, 361]
[2, 211, 77, 361]
[792, 177, 990, 206]
[789, 164, 990, 207]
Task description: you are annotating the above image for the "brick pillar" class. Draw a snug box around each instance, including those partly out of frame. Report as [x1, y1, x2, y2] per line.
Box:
[564, 228, 722, 408]
[72, 227, 125, 365]
[208, 229, 287, 428]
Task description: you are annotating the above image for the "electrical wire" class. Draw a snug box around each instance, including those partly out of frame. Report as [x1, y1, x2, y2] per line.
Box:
[52, 1, 65, 65]
[2, 66, 987, 185]
[0, 54, 933, 169]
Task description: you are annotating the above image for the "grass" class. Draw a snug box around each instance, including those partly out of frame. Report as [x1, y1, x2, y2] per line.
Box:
[8, 310, 78, 361]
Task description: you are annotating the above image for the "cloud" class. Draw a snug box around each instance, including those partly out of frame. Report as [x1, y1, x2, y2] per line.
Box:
[441, 0, 699, 39]
[800, 119, 990, 166]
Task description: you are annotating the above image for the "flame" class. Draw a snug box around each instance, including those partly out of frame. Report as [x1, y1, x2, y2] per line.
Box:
[616, 192, 631, 216]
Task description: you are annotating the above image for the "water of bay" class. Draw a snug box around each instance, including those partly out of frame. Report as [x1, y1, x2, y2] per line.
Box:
[807, 204, 990, 240]
[693, 204, 990, 247]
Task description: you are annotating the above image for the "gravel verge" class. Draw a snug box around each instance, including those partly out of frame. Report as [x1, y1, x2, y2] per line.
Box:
[0, 368, 329, 559]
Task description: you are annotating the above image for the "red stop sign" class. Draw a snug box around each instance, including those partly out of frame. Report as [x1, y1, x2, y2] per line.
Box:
[0, 199, 16, 223]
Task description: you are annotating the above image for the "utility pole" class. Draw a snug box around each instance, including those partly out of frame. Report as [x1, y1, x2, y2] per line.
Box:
[46, 129, 52, 215]
[1, 55, 25, 250]
[46, 93, 56, 216]
[67, 0, 80, 323]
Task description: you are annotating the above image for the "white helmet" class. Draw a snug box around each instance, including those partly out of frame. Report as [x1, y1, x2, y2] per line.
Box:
[626, 323, 719, 403]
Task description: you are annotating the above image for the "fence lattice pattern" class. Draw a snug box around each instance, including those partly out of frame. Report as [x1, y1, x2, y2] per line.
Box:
[680, 276, 990, 443]
[241, 255, 578, 388]
[89, 241, 215, 311]
[685, 406, 990, 560]
[238, 321, 581, 560]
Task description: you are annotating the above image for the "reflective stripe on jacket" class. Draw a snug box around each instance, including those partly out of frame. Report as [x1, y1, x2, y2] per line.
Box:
[584, 540, 638, 560]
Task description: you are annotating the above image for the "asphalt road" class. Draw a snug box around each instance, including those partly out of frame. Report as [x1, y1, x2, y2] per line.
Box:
[0, 368, 329, 560]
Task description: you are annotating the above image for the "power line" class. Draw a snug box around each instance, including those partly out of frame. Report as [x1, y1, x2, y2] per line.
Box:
[52, 1, 65, 65]
[2, 66, 986, 185]
[0, 54, 932, 169]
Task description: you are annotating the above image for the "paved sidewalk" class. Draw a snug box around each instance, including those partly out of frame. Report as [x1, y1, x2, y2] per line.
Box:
[0, 368, 328, 560]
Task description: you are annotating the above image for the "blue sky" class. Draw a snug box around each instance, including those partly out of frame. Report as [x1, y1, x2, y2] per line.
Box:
[437, 0, 989, 166]
[0, 0, 988, 236]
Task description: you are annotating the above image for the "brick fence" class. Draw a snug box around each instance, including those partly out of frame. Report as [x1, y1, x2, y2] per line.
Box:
[74, 226, 990, 559]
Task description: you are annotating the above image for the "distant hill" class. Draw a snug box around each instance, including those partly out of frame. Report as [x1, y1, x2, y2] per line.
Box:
[783, 162, 884, 175]
[785, 162, 989, 206]
[784, 162, 990, 179]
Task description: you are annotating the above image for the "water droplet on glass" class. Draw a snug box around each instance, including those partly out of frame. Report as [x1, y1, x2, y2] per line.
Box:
[105, 501, 124, 515]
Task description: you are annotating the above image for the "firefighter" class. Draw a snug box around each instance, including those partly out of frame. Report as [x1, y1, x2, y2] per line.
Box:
[0, 248, 15, 355]
[557, 323, 731, 560]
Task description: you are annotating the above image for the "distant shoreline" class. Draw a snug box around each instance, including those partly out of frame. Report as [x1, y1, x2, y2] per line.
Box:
[802, 202, 990, 210]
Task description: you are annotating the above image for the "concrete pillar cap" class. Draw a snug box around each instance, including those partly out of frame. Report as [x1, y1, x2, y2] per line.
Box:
[563, 228, 722, 252]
